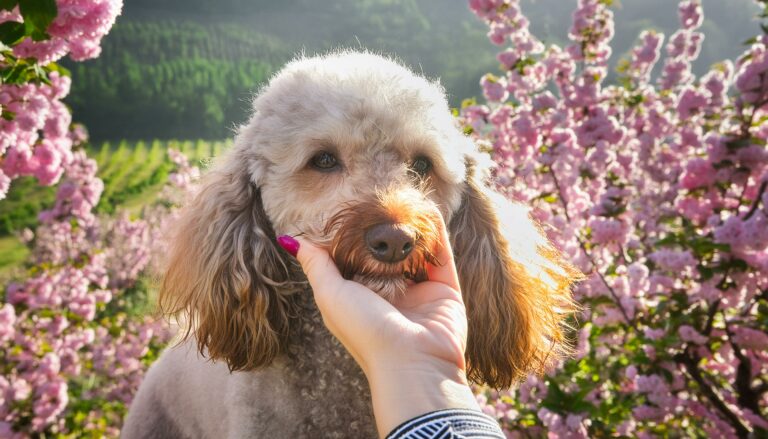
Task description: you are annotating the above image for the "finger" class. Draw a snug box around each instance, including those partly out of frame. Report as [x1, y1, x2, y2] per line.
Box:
[293, 236, 398, 332]
[425, 213, 461, 292]
[293, 237, 345, 292]
[293, 237, 357, 316]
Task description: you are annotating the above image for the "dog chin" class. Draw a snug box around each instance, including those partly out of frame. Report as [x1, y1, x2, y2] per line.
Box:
[352, 274, 408, 302]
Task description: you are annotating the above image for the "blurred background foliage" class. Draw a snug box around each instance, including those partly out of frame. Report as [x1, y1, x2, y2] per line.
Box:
[64, 0, 759, 141]
[0, 0, 761, 274]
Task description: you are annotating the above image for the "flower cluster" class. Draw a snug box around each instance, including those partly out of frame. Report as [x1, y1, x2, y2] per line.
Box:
[0, 149, 187, 436]
[466, 0, 768, 437]
[0, 0, 123, 201]
[8, 0, 123, 64]
[659, 1, 704, 90]
[0, 1, 197, 433]
[568, 0, 614, 66]
[0, 73, 75, 198]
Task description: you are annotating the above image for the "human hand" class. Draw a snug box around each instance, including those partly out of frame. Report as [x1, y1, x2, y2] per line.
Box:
[277, 214, 479, 437]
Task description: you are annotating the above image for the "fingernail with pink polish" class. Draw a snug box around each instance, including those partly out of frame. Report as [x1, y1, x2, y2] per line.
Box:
[277, 235, 300, 257]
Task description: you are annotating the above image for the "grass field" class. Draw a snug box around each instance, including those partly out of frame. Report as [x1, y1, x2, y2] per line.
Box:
[0, 139, 231, 277]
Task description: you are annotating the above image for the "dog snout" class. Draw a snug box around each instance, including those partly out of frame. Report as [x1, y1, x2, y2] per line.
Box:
[365, 223, 415, 263]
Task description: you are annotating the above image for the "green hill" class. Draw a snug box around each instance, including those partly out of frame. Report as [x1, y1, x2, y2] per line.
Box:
[63, 0, 498, 142]
[64, 22, 289, 140]
[63, 0, 760, 142]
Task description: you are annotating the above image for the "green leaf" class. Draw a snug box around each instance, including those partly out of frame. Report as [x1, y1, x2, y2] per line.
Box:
[28, 26, 49, 42]
[513, 57, 536, 75]
[725, 137, 751, 150]
[18, 0, 57, 35]
[654, 235, 680, 247]
[0, 21, 25, 45]
[697, 265, 714, 281]
[48, 61, 70, 77]
[626, 94, 644, 107]
[533, 191, 558, 204]
[743, 36, 758, 45]
[461, 97, 477, 109]
[2, 63, 27, 83]
[712, 159, 734, 170]
[729, 258, 749, 272]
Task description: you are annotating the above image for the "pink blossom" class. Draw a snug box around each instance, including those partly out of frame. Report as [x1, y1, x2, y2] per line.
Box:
[679, 325, 708, 345]
[644, 327, 666, 341]
[679, 1, 703, 30]
[713, 215, 745, 247]
[628, 31, 665, 84]
[634, 31, 664, 64]
[735, 43, 768, 108]
[32, 379, 68, 429]
[677, 87, 708, 120]
[677, 195, 714, 223]
[461, 105, 490, 133]
[468, 0, 501, 19]
[13, 0, 123, 64]
[679, 158, 715, 189]
[481, 74, 509, 102]
[0, 304, 15, 343]
[648, 249, 697, 272]
[568, 0, 614, 66]
[589, 217, 628, 245]
[730, 326, 768, 350]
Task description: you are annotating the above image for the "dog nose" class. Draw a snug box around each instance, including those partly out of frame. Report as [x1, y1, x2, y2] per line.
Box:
[365, 223, 415, 263]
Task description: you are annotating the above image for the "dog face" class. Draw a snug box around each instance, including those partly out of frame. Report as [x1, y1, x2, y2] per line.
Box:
[248, 53, 470, 299]
[160, 52, 581, 388]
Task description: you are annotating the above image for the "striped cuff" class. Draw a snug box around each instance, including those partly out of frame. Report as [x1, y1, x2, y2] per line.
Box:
[385, 408, 505, 439]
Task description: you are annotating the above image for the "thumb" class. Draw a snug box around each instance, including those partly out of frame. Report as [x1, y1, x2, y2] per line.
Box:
[425, 213, 461, 292]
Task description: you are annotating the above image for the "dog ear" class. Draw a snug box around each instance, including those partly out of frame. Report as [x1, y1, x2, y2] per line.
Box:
[448, 161, 581, 389]
[159, 153, 294, 371]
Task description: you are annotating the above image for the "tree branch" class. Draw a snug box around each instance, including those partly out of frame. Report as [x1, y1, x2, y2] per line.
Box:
[702, 299, 720, 336]
[549, 169, 632, 324]
[742, 180, 767, 221]
[724, 322, 763, 416]
[675, 350, 752, 438]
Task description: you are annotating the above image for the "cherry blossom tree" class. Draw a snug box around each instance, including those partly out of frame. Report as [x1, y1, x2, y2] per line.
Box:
[0, 2, 194, 435]
[466, 0, 768, 437]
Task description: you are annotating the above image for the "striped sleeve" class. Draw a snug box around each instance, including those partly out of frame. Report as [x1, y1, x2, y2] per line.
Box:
[385, 409, 506, 439]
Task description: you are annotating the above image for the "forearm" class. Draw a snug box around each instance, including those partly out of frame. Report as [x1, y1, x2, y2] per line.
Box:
[367, 359, 480, 438]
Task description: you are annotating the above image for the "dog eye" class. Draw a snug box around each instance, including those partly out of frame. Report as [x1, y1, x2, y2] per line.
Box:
[310, 152, 339, 171]
[410, 156, 432, 177]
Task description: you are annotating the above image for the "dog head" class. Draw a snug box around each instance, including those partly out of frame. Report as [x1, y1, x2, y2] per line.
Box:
[160, 51, 581, 388]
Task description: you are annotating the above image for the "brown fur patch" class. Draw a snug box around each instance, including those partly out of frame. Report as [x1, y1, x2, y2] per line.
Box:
[324, 186, 442, 300]
[159, 163, 299, 372]
[449, 170, 583, 388]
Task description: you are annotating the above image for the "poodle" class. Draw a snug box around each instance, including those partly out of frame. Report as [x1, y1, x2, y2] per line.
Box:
[122, 51, 580, 439]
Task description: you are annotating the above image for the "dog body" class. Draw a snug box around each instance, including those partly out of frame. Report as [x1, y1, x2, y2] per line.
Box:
[122, 292, 377, 438]
[123, 51, 579, 438]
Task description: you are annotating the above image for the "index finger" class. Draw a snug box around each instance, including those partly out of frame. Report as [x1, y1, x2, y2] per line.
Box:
[426, 213, 461, 292]
[293, 236, 345, 294]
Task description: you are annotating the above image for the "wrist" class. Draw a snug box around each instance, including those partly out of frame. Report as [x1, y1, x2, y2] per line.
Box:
[366, 357, 480, 438]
